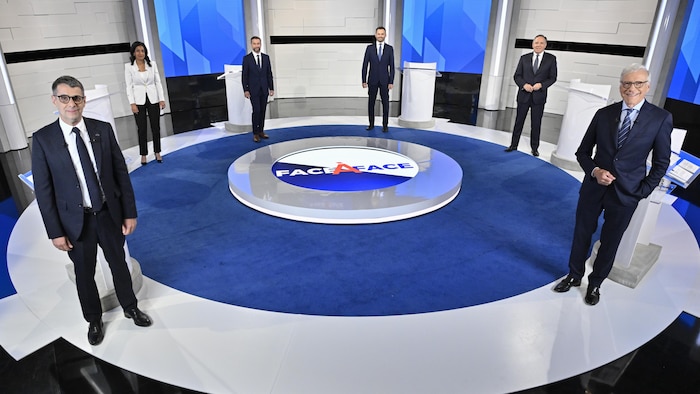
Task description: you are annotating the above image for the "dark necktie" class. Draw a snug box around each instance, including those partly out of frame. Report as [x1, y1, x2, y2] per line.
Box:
[617, 109, 633, 149]
[378, 44, 383, 60]
[256, 54, 261, 69]
[533, 54, 539, 73]
[72, 127, 103, 211]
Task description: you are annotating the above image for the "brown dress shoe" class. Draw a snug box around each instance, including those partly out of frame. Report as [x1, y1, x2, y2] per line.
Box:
[253, 134, 261, 142]
[260, 133, 269, 139]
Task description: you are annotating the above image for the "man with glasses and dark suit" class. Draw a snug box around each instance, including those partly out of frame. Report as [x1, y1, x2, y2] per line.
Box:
[32, 75, 152, 346]
[553, 64, 672, 305]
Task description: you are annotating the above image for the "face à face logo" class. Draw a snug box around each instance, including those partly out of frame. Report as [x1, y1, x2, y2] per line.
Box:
[272, 146, 419, 192]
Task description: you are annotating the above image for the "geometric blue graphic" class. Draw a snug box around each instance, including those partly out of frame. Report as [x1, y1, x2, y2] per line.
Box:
[667, 0, 700, 105]
[401, 0, 491, 73]
[154, 0, 247, 77]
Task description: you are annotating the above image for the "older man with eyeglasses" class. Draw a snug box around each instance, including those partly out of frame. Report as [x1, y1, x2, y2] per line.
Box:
[32, 75, 152, 346]
[553, 64, 673, 305]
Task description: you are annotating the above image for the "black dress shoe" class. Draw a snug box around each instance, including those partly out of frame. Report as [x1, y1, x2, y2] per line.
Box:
[553, 275, 581, 292]
[88, 319, 104, 346]
[382, 126, 388, 132]
[585, 286, 601, 305]
[124, 307, 152, 327]
[366, 125, 374, 130]
[532, 150, 540, 157]
[504, 146, 516, 152]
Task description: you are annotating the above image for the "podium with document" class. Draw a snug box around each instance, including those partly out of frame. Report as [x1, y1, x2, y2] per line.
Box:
[597, 129, 700, 288]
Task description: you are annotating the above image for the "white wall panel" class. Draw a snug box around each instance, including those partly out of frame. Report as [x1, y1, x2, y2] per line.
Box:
[266, 0, 380, 99]
[503, 0, 658, 115]
[0, 0, 137, 136]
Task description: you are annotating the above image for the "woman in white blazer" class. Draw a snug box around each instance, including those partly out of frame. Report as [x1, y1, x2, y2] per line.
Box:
[125, 41, 166, 165]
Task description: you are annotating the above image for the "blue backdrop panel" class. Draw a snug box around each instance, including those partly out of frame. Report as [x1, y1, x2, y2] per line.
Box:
[154, 0, 247, 77]
[401, 0, 491, 73]
[667, 0, 700, 105]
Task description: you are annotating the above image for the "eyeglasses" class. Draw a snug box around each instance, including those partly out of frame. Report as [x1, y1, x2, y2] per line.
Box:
[54, 95, 86, 104]
[620, 81, 648, 89]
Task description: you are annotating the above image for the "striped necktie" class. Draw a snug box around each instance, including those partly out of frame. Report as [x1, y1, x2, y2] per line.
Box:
[533, 54, 539, 73]
[617, 109, 633, 149]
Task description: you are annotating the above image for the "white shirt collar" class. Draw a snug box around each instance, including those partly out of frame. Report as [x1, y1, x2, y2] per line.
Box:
[622, 99, 645, 112]
[59, 118, 86, 140]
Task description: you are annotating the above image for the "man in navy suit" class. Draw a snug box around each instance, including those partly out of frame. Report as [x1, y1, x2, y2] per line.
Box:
[362, 26, 395, 132]
[32, 76, 152, 346]
[505, 34, 557, 156]
[553, 64, 672, 305]
[242, 36, 275, 142]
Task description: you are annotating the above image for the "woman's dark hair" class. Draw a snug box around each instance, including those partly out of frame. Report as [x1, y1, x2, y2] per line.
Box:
[129, 41, 152, 67]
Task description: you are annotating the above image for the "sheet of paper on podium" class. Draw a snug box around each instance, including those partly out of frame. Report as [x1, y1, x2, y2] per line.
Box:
[666, 151, 700, 189]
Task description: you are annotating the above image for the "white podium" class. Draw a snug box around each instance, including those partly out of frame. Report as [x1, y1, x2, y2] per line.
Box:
[398, 62, 437, 128]
[551, 80, 611, 171]
[84, 84, 116, 133]
[593, 129, 690, 288]
[218, 64, 252, 133]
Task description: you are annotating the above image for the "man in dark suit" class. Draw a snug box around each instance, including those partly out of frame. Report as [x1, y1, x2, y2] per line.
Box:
[242, 36, 275, 142]
[553, 64, 672, 305]
[362, 26, 395, 132]
[32, 75, 152, 346]
[505, 34, 557, 156]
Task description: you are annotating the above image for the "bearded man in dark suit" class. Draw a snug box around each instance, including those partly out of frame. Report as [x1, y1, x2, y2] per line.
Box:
[242, 35, 275, 142]
[362, 26, 395, 132]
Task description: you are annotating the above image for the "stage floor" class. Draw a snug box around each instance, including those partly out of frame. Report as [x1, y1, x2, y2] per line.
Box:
[3, 116, 700, 393]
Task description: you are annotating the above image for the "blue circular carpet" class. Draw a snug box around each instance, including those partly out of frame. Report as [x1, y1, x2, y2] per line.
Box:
[128, 125, 580, 316]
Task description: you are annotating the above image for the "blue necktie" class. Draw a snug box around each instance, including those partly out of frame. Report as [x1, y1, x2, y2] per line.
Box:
[378, 44, 383, 60]
[73, 127, 103, 211]
[533, 54, 539, 73]
[617, 109, 633, 149]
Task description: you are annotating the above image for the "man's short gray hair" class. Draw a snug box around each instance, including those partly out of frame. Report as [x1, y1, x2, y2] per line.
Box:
[620, 63, 650, 80]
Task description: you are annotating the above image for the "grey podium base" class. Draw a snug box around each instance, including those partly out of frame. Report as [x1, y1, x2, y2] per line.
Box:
[591, 241, 662, 288]
[66, 258, 144, 311]
[398, 117, 435, 129]
[550, 151, 582, 171]
[224, 122, 251, 133]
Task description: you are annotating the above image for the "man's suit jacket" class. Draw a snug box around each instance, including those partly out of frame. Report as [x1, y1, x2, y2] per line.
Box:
[513, 52, 557, 105]
[362, 43, 395, 86]
[241, 52, 274, 96]
[124, 61, 165, 105]
[32, 118, 137, 241]
[575, 101, 673, 207]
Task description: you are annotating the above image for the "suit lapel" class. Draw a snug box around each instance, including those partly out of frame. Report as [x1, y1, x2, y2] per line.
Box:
[623, 102, 650, 147]
[46, 120, 80, 180]
[610, 102, 624, 149]
[85, 120, 103, 176]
